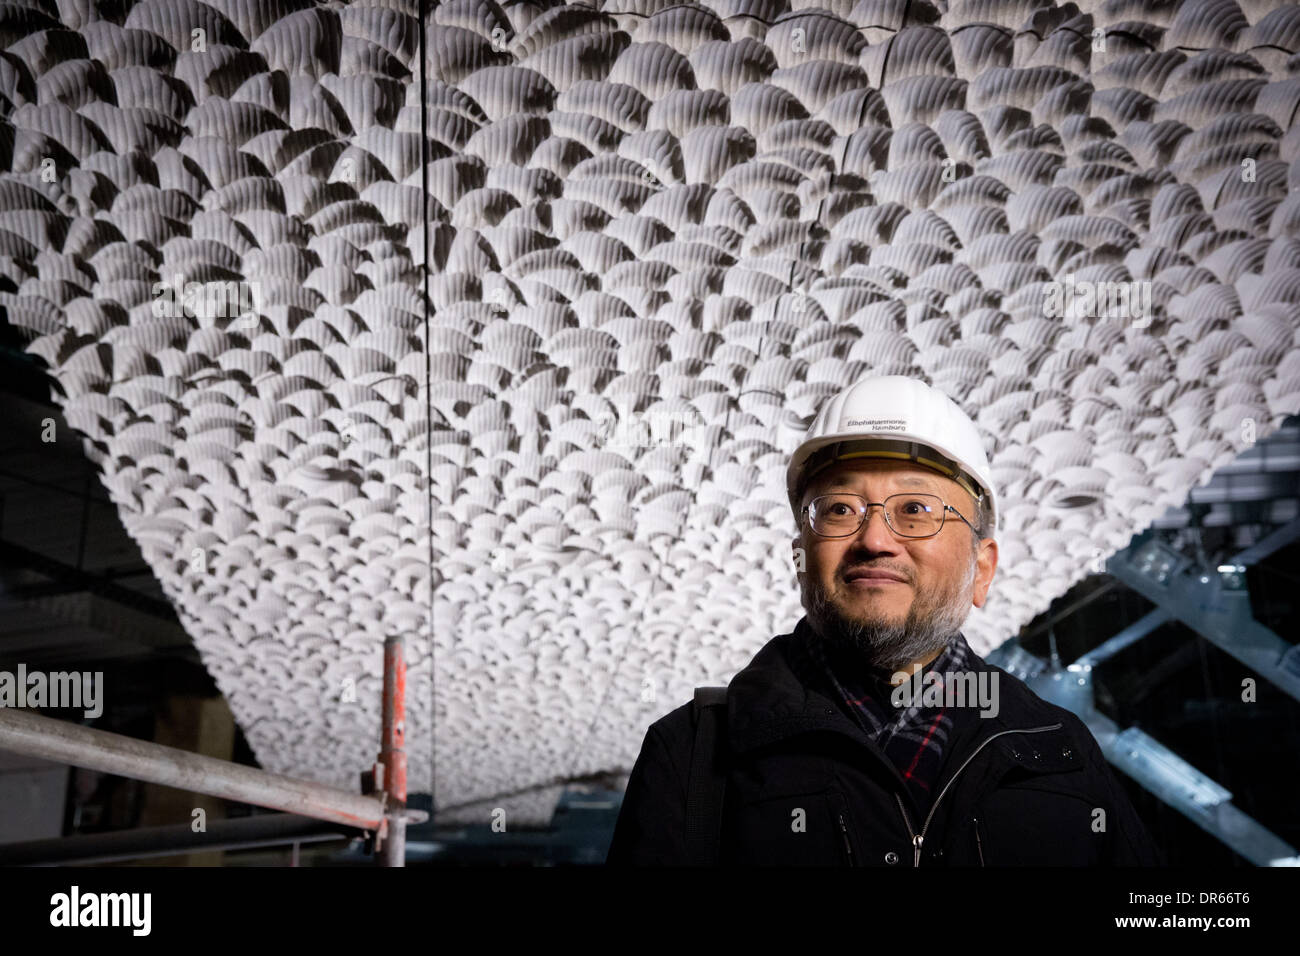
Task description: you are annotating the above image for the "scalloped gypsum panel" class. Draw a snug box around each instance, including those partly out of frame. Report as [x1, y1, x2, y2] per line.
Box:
[4, 0, 1300, 823]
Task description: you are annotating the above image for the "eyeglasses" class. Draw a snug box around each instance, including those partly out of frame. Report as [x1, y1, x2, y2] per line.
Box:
[803, 493, 977, 539]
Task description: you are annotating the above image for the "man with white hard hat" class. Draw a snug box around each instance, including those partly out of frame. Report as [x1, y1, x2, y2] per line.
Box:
[786, 375, 1000, 685]
[608, 375, 1162, 866]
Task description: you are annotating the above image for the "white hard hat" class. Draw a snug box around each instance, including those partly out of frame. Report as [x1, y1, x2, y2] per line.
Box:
[786, 375, 998, 535]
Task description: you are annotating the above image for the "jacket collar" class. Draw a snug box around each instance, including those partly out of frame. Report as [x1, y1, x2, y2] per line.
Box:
[725, 617, 1080, 775]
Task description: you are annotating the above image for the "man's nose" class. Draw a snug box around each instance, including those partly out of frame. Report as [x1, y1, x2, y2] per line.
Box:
[856, 504, 902, 552]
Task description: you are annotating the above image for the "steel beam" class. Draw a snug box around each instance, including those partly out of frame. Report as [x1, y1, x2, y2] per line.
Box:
[1231, 515, 1300, 566]
[1108, 544, 1300, 702]
[1034, 665, 1299, 866]
[1076, 607, 1171, 667]
[0, 539, 177, 622]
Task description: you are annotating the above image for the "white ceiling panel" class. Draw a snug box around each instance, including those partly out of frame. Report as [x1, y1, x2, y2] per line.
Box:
[3, 0, 1300, 823]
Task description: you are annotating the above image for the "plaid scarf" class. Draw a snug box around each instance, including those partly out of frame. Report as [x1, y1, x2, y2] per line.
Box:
[798, 620, 977, 817]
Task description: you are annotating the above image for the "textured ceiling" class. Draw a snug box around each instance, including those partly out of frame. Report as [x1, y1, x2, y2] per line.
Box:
[4, 0, 1300, 824]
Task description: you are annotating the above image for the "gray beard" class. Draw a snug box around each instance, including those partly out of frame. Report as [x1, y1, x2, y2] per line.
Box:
[803, 559, 975, 673]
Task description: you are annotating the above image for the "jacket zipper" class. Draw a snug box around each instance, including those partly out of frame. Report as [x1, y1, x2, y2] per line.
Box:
[837, 812, 855, 865]
[973, 816, 985, 866]
[892, 723, 1062, 867]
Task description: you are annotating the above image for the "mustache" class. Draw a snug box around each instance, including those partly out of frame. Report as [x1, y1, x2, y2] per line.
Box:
[841, 563, 910, 583]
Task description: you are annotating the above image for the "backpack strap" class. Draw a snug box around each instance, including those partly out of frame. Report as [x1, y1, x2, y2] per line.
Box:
[685, 685, 729, 866]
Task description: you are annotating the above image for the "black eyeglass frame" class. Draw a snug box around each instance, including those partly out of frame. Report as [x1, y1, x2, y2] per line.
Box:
[800, 493, 979, 539]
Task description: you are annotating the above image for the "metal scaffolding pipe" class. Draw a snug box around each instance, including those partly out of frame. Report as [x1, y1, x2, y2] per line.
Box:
[377, 633, 407, 866]
[0, 708, 387, 830]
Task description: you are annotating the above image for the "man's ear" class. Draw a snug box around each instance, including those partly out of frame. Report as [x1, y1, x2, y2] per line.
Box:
[971, 537, 998, 608]
[791, 535, 806, 578]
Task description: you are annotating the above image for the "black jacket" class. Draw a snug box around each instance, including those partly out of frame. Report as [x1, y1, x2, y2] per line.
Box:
[607, 619, 1163, 866]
